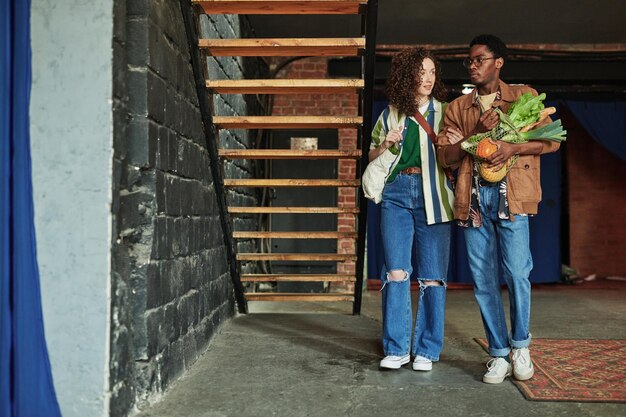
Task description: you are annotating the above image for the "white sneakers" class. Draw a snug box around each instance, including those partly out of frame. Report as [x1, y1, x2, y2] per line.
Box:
[483, 348, 534, 384]
[379, 349, 532, 381]
[412, 355, 433, 371]
[483, 357, 512, 384]
[379, 354, 433, 371]
[512, 347, 534, 380]
[379, 354, 410, 369]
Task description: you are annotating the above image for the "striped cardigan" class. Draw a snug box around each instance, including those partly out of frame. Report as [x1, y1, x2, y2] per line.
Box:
[370, 101, 455, 225]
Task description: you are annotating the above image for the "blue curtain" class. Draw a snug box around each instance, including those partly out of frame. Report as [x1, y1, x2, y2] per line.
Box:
[1, 0, 62, 415]
[564, 101, 626, 162]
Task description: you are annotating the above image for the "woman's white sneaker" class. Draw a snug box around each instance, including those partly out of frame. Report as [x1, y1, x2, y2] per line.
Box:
[380, 354, 410, 369]
[483, 357, 512, 384]
[512, 347, 534, 380]
[412, 355, 433, 371]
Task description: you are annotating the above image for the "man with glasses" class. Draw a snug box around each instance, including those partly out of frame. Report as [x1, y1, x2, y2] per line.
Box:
[435, 34, 560, 384]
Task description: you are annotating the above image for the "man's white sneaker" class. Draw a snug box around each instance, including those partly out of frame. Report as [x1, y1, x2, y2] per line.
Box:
[483, 357, 512, 384]
[512, 347, 534, 380]
[412, 355, 433, 371]
[380, 354, 410, 369]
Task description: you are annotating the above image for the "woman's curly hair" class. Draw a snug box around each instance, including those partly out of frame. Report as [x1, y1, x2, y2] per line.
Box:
[385, 47, 447, 116]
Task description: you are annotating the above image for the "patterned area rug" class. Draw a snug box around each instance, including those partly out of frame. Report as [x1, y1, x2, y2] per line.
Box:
[475, 338, 626, 402]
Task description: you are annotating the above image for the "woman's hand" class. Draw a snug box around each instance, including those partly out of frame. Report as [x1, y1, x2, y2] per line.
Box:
[368, 127, 403, 161]
[382, 128, 404, 150]
[443, 126, 464, 144]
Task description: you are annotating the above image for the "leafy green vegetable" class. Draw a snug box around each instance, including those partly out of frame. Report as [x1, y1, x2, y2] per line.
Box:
[497, 105, 565, 143]
[461, 91, 566, 157]
[520, 120, 567, 141]
[507, 92, 546, 129]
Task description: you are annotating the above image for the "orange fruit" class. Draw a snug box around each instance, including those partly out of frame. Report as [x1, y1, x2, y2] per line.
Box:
[476, 138, 499, 159]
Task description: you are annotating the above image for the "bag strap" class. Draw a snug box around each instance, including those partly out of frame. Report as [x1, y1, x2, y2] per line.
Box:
[413, 110, 437, 143]
[413, 108, 456, 188]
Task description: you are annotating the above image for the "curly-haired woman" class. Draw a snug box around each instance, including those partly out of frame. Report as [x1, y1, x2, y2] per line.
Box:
[369, 47, 455, 371]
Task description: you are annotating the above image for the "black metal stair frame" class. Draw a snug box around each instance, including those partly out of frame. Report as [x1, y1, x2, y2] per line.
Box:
[354, 0, 378, 315]
[178, 1, 379, 314]
[179, 0, 248, 314]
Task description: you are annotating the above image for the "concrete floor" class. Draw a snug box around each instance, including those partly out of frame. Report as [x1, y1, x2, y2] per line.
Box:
[137, 282, 626, 417]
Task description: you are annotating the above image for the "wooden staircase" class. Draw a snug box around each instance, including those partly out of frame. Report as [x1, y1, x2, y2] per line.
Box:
[181, 0, 378, 314]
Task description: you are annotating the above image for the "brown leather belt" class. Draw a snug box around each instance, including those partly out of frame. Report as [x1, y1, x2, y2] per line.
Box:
[399, 166, 422, 175]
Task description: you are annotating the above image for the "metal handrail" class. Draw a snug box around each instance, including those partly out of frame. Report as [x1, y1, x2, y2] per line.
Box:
[354, 0, 378, 315]
[179, 0, 248, 314]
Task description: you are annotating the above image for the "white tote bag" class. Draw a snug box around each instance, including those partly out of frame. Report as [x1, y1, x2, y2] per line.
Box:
[362, 148, 402, 204]
[362, 108, 406, 204]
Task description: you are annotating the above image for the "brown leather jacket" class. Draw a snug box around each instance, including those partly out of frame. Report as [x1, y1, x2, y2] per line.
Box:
[436, 80, 560, 221]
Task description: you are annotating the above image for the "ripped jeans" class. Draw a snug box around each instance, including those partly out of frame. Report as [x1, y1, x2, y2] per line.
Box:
[380, 173, 451, 361]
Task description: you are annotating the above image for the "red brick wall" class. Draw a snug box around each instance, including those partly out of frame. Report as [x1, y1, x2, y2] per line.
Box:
[270, 57, 359, 287]
[562, 108, 626, 277]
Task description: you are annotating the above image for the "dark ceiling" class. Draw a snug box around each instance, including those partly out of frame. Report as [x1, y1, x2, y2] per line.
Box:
[248, 0, 626, 44]
[246, 0, 626, 97]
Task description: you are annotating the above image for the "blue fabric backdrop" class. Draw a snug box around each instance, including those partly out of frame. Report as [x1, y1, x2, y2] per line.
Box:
[367, 100, 562, 284]
[564, 101, 626, 162]
[1, 1, 62, 415]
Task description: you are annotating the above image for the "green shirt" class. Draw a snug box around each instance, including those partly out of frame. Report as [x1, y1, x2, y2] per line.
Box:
[369, 101, 454, 225]
[387, 118, 421, 183]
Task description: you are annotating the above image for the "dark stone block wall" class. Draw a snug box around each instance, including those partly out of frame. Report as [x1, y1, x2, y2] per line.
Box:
[199, 14, 263, 272]
[110, 0, 264, 414]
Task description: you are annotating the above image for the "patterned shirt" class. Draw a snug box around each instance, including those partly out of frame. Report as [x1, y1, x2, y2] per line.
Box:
[371, 100, 455, 225]
[458, 88, 511, 228]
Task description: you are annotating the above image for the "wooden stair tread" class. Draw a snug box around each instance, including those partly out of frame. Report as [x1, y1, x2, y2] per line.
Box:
[199, 38, 365, 56]
[187, 0, 376, 313]
[228, 206, 359, 214]
[246, 293, 354, 302]
[213, 116, 361, 128]
[233, 231, 357, 238]
[206, 79, 364, 94]
[193, 0, 366, 15]
[219, 149, 361, 159]
[241, 274, 356, 282]
[224, 179, 360, 187]
[237, 253, 357, 261]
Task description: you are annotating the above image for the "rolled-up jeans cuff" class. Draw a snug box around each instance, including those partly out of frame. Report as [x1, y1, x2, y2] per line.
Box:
[510, 333, 532, 349]
[489, 346, 511, 357]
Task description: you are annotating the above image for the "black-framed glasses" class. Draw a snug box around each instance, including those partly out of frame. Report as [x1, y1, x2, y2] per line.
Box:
[463, 56, 497, 68]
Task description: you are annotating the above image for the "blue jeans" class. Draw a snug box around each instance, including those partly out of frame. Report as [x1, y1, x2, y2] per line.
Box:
[380, 173, 451, 361]
[464, 186, 533, 357]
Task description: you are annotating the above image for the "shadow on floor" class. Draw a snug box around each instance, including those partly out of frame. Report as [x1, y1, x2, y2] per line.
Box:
[137, 284, 626, 417]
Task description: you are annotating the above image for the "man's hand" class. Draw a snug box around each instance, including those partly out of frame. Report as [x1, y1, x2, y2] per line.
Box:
[443, 126, 464, 144]
[486, 141, 518, 167]
[476, 108, 499, 133]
